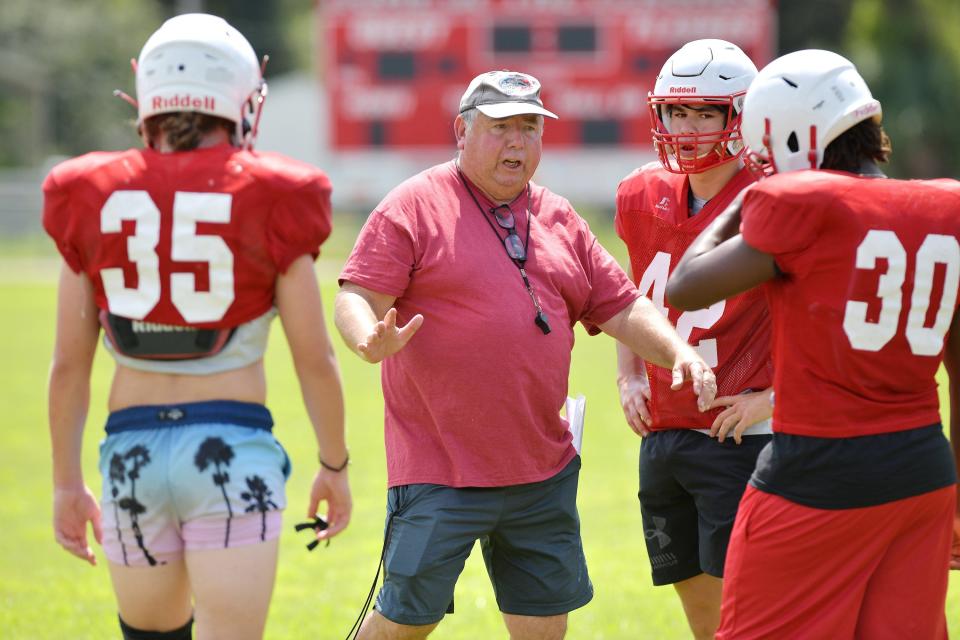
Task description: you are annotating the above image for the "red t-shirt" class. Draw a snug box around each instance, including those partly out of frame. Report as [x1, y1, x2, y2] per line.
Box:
[42, 144, 332, 328]
[741, 170, 960, 437]
[340, 161, 639, 487]
[615, 163, 773, 429]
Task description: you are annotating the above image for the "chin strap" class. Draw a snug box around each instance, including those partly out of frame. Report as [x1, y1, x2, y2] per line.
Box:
[112, 58, 140, 110]
[243, 55, 270, 150]
[113, 89, 138, 109]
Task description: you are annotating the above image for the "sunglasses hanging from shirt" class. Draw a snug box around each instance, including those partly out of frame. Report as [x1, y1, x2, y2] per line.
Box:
[458, 167, 551, 335]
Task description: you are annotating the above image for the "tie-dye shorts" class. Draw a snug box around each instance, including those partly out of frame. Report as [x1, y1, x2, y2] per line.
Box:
[98, 400, 291, 567]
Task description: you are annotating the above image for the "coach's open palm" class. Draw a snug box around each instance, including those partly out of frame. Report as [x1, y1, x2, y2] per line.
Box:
[358, 308, 423, 363]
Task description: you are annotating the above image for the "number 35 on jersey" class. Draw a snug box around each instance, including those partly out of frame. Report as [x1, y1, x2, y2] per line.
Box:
[101, 190, 235, 324]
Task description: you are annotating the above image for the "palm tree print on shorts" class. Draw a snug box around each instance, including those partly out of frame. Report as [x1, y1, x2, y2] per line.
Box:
[194, 437, 236, 547]
[117, 445, 161, 566]
[107, 453, 129, 565]
[241, 475, 278, 541]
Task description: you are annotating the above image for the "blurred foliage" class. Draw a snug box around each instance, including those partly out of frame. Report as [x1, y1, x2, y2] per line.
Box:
[0, 0, 312, 166]
[1, 0, 959, 178]
[846, 0, 960, 178]
[155, 0, 305, 77]
[778, 0, 854, 52]
[779, 0, 960, 178]
[0, 0, 162, 164]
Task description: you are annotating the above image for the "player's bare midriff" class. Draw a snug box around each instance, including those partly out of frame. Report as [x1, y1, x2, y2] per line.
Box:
[108, 360, 268, 411]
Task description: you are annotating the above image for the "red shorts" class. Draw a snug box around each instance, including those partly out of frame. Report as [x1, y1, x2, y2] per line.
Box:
[717, 485, 955, 640]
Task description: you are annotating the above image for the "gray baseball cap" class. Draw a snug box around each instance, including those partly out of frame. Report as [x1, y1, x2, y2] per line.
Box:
[458, 70, 559, 120]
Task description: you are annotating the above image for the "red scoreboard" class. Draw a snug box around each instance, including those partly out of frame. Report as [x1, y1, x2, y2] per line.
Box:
[321, 0, 776, 149]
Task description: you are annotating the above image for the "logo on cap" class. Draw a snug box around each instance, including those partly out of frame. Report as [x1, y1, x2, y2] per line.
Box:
[499, 73, 537, 97]
[459, 70, 558, 119]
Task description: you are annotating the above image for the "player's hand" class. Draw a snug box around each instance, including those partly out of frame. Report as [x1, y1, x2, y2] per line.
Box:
[950, 514, 960, 570]
[357, 308, 423, 363]
[307, 467, 352, 542]
[671, 352, 717, 412]
[53, 485, 102, 566]
[708, 389, 773, 444]
[618, 373, 653, 436]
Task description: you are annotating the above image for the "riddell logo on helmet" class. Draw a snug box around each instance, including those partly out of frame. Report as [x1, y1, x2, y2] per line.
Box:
[152, 94, 216, 111]
[853, 103, 880, 119]
[669, 86, 697, 94]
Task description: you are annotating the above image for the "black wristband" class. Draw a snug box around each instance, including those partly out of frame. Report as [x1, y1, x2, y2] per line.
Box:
[319, 451, 349, 472]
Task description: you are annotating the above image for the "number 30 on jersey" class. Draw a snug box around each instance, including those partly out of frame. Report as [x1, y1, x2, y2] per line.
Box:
[843, 230, 959, 356]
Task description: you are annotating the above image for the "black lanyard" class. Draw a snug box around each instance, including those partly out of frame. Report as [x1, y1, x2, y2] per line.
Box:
[457, 167, 551, 335]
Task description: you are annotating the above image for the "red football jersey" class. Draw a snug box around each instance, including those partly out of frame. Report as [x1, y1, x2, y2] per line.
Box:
[616, 163, 773, 429]
[741, 170, 960, 438]
[42, 144, 332, 329]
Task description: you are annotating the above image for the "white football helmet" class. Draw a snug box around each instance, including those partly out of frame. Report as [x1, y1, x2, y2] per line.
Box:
[135, 13, 266, 147]
[648, 39, 758, 173]
[741, 49, 881, 175]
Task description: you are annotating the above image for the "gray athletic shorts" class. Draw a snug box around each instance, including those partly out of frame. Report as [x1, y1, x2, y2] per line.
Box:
[375, 456, 593, 625]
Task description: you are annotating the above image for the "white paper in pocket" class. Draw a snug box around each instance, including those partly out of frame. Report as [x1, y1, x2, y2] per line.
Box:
[564, 394, 586, 454]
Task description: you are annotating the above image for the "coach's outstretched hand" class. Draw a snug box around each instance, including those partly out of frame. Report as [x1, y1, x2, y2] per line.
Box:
[54, 485, 102, 566]
[670, 354, 717, 413]
[335, 284, 423, 364]
[357, 308, 423, 364]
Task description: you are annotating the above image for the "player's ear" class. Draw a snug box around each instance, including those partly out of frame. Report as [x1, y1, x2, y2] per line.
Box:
[137, 122, 154, 149]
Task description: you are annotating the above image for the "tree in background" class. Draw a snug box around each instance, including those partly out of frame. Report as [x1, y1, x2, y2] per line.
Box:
[0, 0, 161, 166]
[779, 0, 854, 52]
[779, 0, 960, 177]
[844, 0, 960, 177]
[0, 0, 306, 168]
[155, 0, 299, 77]
[1, 0, 958, 178]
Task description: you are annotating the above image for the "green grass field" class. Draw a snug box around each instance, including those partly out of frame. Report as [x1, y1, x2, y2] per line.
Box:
[0, 214, 957, 639]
